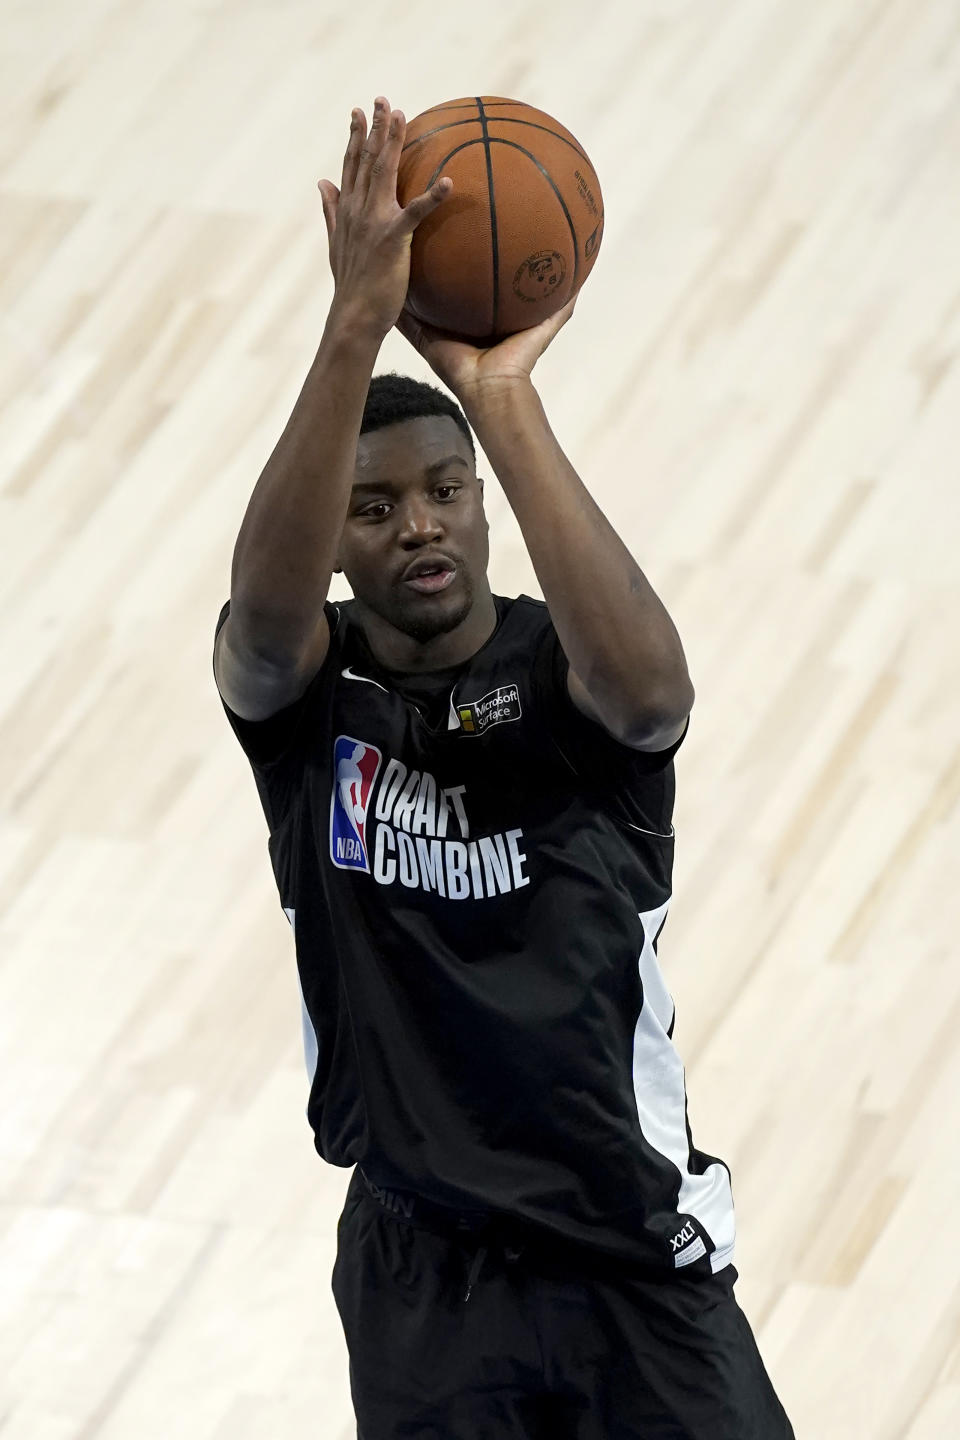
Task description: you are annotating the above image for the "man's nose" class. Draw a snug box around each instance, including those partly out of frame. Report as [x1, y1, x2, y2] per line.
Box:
[398, 499, 443, 548]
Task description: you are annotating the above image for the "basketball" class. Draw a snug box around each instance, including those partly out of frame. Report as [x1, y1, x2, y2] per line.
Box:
[397, 96, 604, 341]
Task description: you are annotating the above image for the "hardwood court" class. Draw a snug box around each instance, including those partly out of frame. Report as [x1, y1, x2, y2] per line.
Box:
[2, 1, 959, 1435]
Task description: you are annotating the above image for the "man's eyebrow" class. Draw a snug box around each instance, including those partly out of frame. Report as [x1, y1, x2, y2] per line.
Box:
[352, 455, 470, 492]
[425, 454, 470, 474]
[352, 477, 399, 494]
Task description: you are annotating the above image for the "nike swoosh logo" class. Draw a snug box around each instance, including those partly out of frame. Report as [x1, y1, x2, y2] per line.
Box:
[341, 666, 388, 693]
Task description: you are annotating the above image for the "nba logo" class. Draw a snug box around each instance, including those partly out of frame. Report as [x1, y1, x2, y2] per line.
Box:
[330, 735, 382, 872]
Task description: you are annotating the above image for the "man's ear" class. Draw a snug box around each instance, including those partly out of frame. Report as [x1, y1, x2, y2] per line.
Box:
[478, 477, 489, 535]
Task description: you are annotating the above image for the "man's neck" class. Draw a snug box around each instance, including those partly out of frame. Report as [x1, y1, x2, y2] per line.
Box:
[352, 590, 499, 674]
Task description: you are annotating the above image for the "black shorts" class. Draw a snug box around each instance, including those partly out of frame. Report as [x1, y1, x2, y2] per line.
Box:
[332, 1167, 794, 1440]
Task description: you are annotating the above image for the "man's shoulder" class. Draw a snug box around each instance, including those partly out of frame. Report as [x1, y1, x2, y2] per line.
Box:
[492, 593, 554, 638]
[456, 596, 555, 687]
[497, 592, 548, 616]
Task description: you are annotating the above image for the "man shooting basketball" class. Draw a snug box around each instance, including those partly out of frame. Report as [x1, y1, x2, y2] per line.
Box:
[215, 97, 794, 1440]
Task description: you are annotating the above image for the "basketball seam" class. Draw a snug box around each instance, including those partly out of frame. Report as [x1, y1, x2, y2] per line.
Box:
[423, 138, 500, 334]
[490, 137, 582, 294]
[419, 99, 536, 115]
[476, 97, 500, 336]
[402, 116, 590, 166]
[421, 137, 587, 328]
[424, 137, 486, 186]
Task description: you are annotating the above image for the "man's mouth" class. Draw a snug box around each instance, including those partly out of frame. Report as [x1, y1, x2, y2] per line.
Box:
[401, 556, 457, 594]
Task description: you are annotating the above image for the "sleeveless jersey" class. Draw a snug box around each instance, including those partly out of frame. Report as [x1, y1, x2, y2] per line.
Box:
[216, 594, 736, 1277]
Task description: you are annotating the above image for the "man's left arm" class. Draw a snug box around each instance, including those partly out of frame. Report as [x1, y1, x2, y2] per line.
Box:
[399, 300, 693, 752]
[462, 379, 692, 751]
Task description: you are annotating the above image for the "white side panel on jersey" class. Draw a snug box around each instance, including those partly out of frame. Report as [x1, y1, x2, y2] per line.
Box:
[284, 907, 319, 1087]
[632, 899, 737, 1274]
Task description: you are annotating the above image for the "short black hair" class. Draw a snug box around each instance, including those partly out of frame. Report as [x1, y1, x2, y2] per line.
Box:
[360, 372, 475, 461]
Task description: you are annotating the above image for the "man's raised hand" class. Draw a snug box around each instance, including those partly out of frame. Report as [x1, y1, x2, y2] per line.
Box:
[396, 296, 578, 408]
[317, 98, 452, 340]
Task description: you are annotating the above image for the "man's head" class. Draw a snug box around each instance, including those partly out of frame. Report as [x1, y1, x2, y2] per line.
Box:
[337, 374, 492, 660]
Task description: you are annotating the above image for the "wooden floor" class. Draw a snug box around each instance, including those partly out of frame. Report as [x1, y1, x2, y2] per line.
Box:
[2, 0, 959, 1434]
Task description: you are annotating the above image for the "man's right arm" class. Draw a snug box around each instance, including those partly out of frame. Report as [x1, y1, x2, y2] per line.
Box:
[215, 309, 382, 721]
[215, 97, 452, 722]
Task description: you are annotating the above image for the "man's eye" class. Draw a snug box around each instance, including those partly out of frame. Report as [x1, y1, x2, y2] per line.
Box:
[435, 485, 460, 500]
[360, 503, 391, 519]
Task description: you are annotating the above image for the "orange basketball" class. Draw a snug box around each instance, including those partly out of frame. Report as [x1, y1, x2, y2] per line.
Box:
[397, 96, 604, 341]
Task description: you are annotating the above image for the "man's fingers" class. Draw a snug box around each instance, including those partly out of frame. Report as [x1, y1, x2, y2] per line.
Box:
[545, 294, 577, 337]
[353, 96, 391, 202]
[366, 108, 407, 202]
[317, 180, 339, 247]
[396, 308, 426, 354]
[339, 108, 366, 200]
[400, 176, 453, 232]
[519, 295, 578, 361]
[396, 307, 457, 358]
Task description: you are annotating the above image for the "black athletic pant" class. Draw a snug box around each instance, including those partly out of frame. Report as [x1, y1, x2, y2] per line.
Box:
[332, 1167, 795, 1440]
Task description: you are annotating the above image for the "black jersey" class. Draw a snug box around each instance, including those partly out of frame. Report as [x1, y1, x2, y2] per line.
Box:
[216, 595, 735, 1277]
